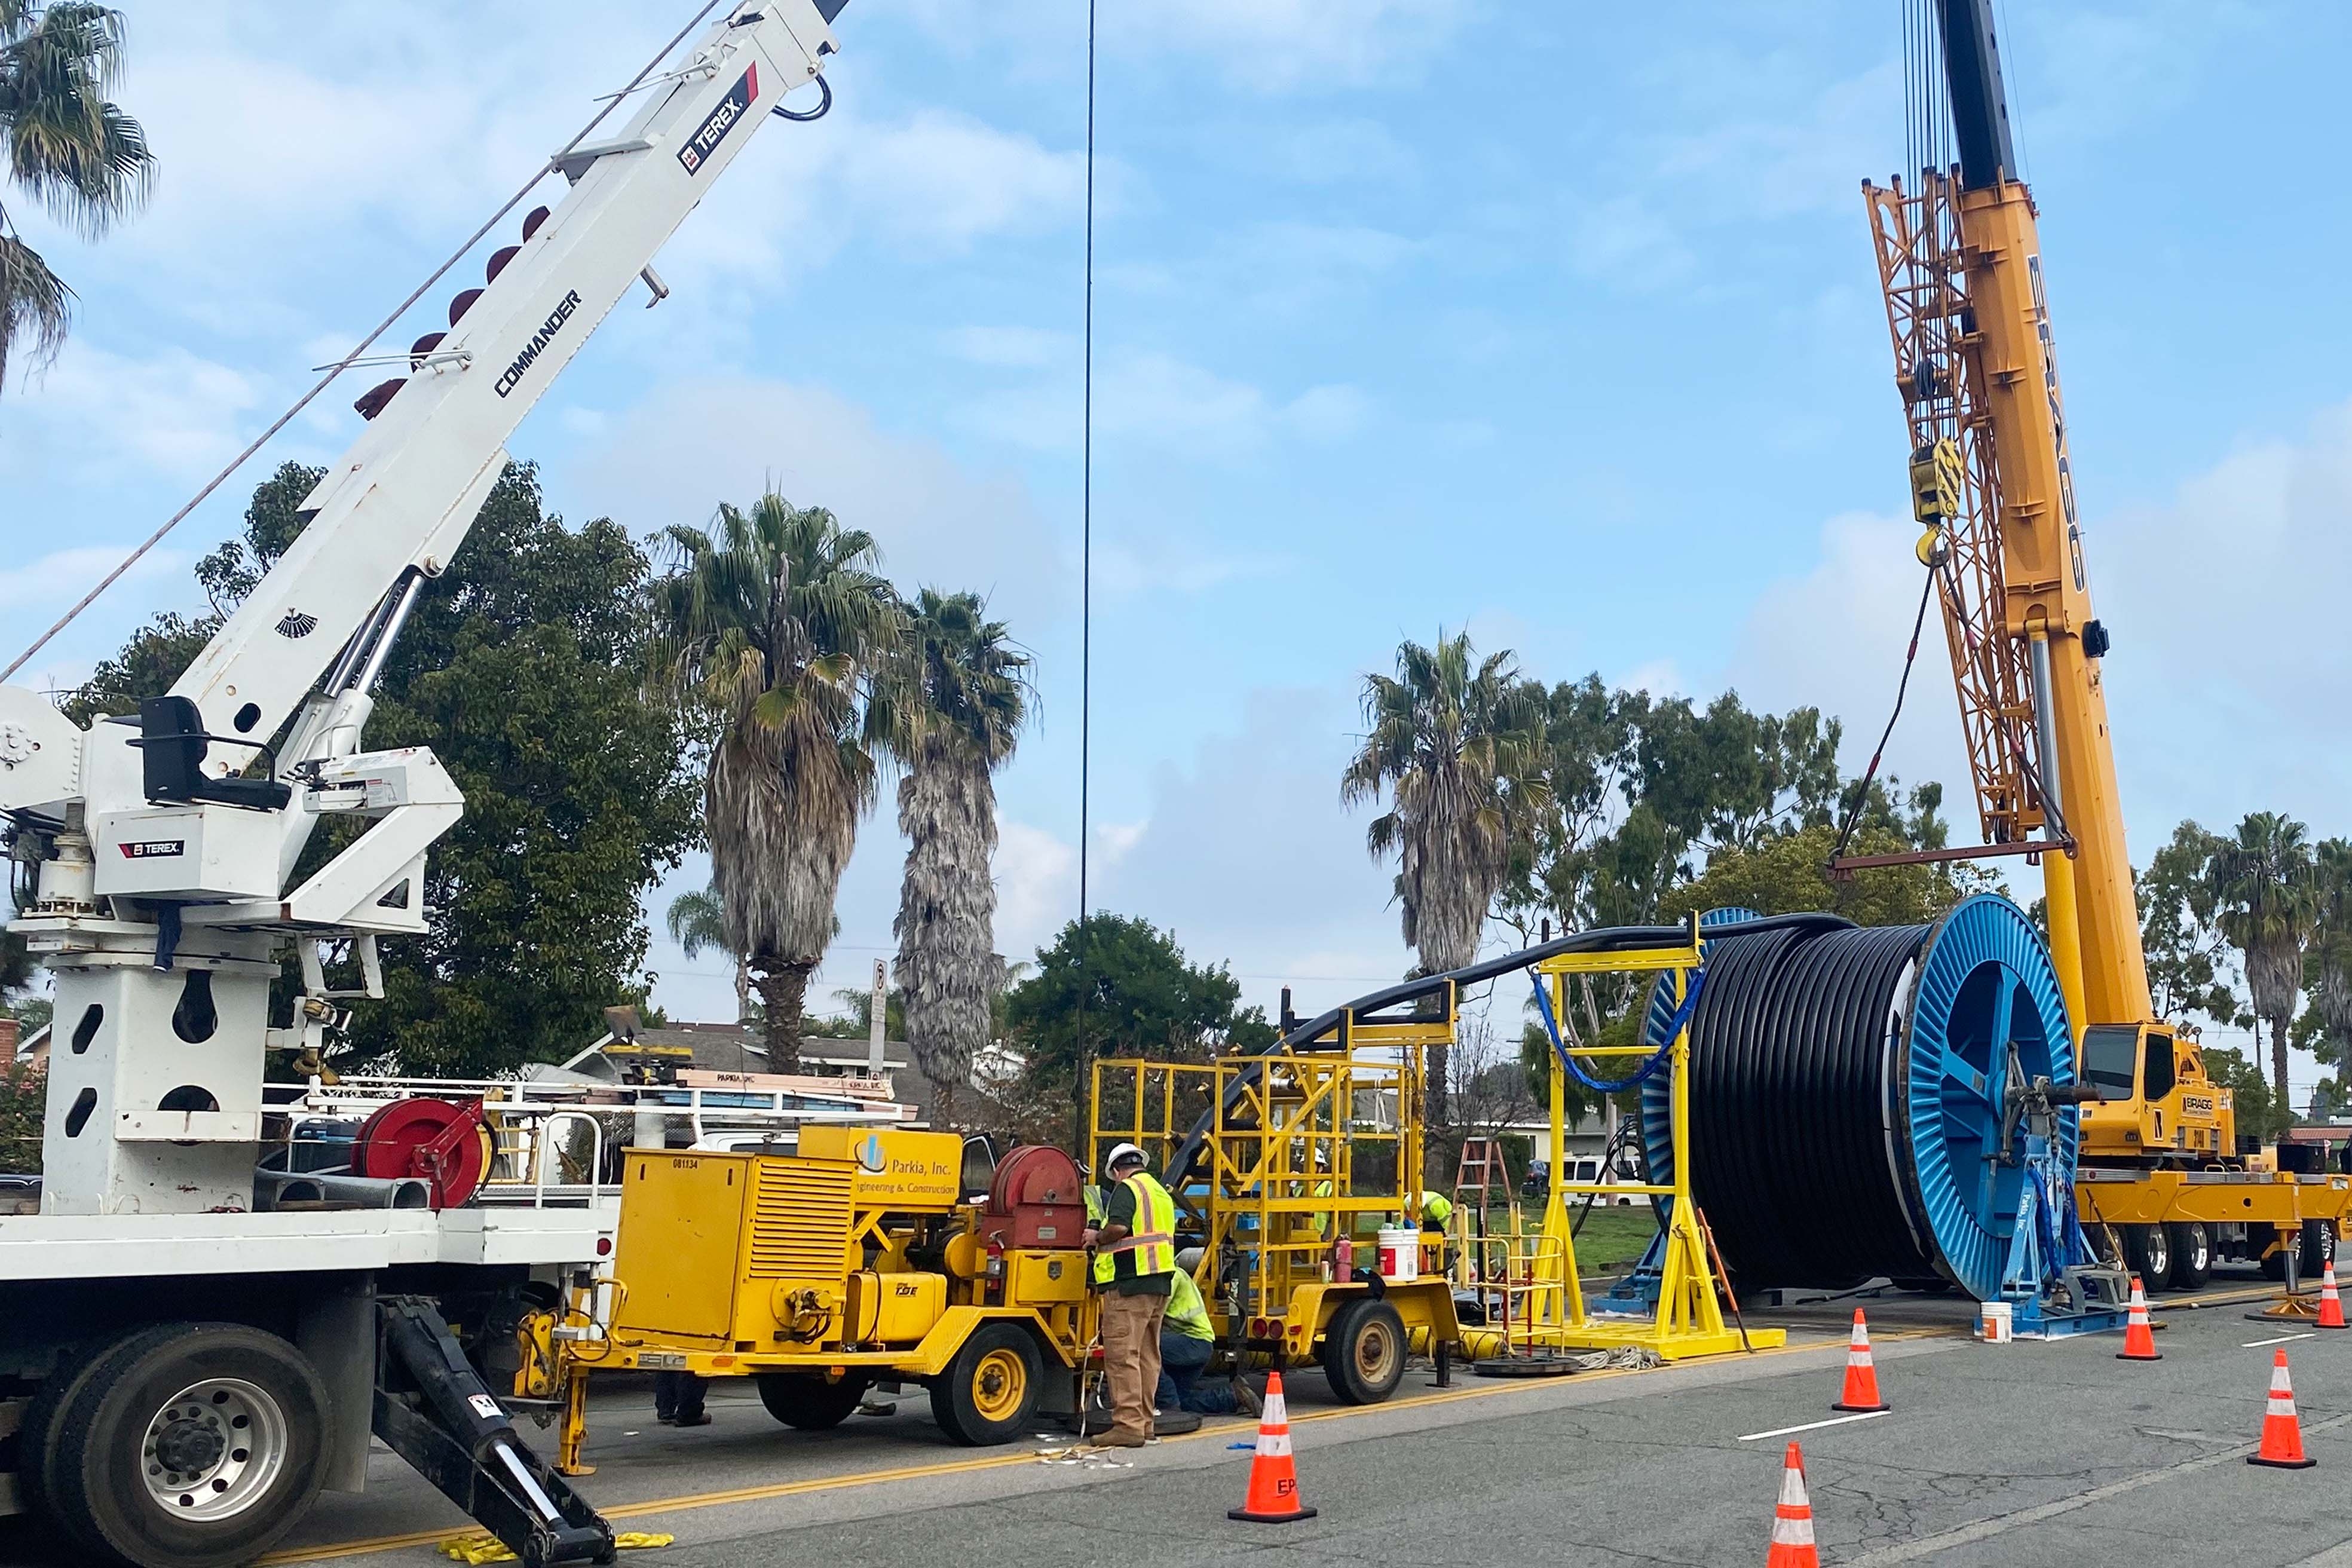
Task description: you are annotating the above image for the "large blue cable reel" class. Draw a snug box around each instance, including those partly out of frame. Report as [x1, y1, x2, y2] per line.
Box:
[1638, 893, 2075, 1302]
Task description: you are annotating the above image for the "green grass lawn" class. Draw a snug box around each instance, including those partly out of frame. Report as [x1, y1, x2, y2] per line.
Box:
[1460, 1201, 1659, 1276]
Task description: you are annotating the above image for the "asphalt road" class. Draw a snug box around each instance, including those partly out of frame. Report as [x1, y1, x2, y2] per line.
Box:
[10, 1285, 2352, 1567]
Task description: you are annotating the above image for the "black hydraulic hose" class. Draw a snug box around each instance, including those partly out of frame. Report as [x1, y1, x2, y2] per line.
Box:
[1160, 912, 1856, 1194]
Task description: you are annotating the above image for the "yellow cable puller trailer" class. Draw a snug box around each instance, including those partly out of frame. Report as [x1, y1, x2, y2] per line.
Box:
[519, 1128, 1098, 1472]
[1092, 1013, 1460, 1404]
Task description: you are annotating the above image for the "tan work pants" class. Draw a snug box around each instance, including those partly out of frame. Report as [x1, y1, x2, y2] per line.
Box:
[1099, 1288, 1168, 1444]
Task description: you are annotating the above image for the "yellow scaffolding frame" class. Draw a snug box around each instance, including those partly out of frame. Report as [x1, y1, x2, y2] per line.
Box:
[1092, 1015, 1447, 1337]
[1515, 920, 1785, 1361]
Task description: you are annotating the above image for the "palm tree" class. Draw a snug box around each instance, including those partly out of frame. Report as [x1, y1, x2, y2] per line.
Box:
[886, 589, 1031, 1127]
[1, 1, 155, 391]
[666, 883, 749, 1024]
[651, 493, 905, 1068]
[2307, 839, 2352, 1076]
[2209, 811, 2319, 1107]
[1342, 632, 1548, 1125]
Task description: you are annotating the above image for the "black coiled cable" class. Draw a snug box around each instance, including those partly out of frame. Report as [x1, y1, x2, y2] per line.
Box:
[1663, 922, 1944, 1291]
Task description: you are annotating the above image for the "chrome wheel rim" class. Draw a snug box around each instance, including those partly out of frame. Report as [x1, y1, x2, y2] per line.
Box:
[142, 1377, 288, 1521]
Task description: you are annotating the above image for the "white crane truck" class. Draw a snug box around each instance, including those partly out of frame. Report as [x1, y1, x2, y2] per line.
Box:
[0, 5, 849, 1563]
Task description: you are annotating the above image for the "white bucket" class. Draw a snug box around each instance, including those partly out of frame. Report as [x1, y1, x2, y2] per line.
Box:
[1377, 1226, 1420, 1282]
[1979, 1300, 2013, 1343]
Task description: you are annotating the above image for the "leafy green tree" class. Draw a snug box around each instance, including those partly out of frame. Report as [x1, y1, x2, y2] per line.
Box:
[887, 589, 1031, 1127]
[0, 0, 154, 391]
[2137, 820, 2237, 1031]
[71, 460, 702, 1076]
[2205, 1045, 2294, 1146]
[1342, 632, 1549, 1125]
[650, 494, 905, 1067]
[1661, 822, 1961, 929]
[0, 1056, 41, 1175]
[2210, 811, 2319, 1105]
[1005, 914, 1273, 1122]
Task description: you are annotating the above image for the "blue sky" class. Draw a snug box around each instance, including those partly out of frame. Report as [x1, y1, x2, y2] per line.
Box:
[5, 1, 2350, 1093]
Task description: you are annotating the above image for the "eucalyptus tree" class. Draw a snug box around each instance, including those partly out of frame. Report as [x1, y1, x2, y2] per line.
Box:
[887, 589, 1030, 1124]
[651, 494, 904, 1067]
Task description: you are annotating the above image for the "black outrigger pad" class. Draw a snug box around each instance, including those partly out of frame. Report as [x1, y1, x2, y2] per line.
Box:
[1470, 1353, 1581, 1379]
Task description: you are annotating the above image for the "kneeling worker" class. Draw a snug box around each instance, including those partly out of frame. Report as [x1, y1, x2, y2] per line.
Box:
[1156, 1269, 1262, 1418]
[1085, 1142, 1177, 1447]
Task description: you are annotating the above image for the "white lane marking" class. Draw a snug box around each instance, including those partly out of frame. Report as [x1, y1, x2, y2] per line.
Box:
[2245, 1332, 2318, 1348]
[1737, 1409, 1891, 1442]
[2289, 1541, 2352, 1567]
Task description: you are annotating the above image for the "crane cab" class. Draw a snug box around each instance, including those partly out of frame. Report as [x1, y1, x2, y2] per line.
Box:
[2077, 1023, 2232, 1165]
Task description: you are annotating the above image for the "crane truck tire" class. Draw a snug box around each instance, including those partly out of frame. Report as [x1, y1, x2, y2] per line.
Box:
[43, 1321, 329, 1568]
[2301, 1220, 2336, 1279]
[2123, 1224, 2175, 1293]
[755, 1370, 872, 1431]
[1319, 1299, 1407, 1405]
[929, 1322, 1043, 1446]
[2166, 1221, 2213, 1290]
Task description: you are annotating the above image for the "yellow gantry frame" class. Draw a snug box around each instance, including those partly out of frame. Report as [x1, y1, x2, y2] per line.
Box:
[1518, 923, 1783, 1361]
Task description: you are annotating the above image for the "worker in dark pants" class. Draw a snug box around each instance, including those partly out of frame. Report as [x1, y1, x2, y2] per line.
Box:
[653, 1370, 709, 1426]
[1155, 1269, 1261, 1417]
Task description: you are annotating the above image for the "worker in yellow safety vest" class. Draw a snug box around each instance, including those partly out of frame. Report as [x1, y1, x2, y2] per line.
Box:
[1084, 1143, 1178, 1447]
[1154, 1270, 1263, 1419]
[1420, 1192, 1454, 1232]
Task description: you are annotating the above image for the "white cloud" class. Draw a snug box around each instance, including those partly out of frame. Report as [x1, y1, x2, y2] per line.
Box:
[944, 326, 1074, 369]
[0, 545, 191, 611]
[957, 348, 1371, 460]
[994, 820, 1079, 960]
[567, 376, 1064, 624]
[1728, 509, 1970, 796]
[1, 341, 263, 484]
[837, 111, 1087, 250]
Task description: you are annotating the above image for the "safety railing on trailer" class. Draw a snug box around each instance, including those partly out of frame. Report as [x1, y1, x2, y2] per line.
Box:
[271, 1074, 912, 1208]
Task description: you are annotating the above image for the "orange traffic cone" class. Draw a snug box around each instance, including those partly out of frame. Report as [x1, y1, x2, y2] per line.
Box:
[1832, 1309, 1889, 1413]
[1227, 1370, 1317, 1523]
[1766, 1441, 1820, 1568]
[2117, 1274, 2161, 1361]
[2317, 1261, 2346, 1331]
[2250, 1348, 2317, 1469]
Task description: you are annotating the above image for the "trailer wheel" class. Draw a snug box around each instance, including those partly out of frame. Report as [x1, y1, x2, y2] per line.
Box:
[2123, 1223, 2174, 1292]
[47, 1322, 329, 1568]
[2166, 1221, 2213, 1290]
[755, 1371, 872, 1431]
[930, 1324, 1040, 1447]
[1319, 1300, 1406, 1405]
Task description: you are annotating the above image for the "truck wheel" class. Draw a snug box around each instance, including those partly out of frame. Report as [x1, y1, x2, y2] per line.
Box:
[2123, 1223, 2174, 1291]
[2301, 1219, 2336, 1278]
[1319, 1300, 1406, 1405]
[2262, 1241, 2290, 1282]
[47, 1322, 329, 1568]
[930, 1324, 1040, 1446]
[17, 1337, 117, 1538]
[2166, 1221, 2213, 1290]
[755, 1371, 871, 1431]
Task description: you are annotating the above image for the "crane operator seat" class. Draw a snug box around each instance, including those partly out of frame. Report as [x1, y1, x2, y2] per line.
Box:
[134, 696, 293, 811]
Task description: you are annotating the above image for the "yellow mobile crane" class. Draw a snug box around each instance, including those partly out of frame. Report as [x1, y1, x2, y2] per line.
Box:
[1857, 0, 2345, 1290]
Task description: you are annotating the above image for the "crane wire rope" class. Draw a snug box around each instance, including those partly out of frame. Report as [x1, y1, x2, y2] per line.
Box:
[1824, 564, 1937, 871]
[0, 0, 741, 686]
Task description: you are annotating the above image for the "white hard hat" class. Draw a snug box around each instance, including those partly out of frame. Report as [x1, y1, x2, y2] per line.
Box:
[1105, 1142, 1148, 1172]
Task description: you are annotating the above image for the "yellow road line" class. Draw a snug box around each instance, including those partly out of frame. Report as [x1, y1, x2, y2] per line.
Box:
[265, 1328, 1893, 1564]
